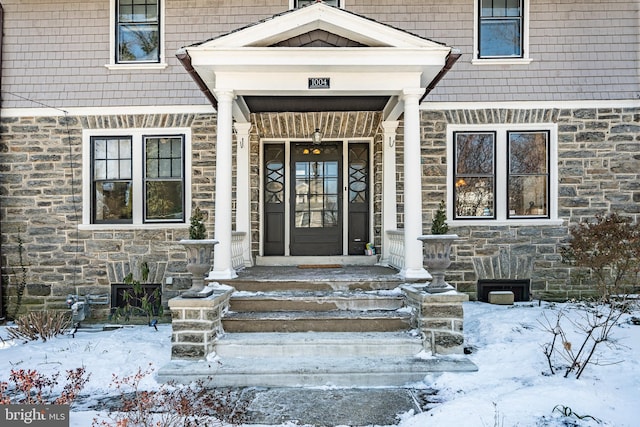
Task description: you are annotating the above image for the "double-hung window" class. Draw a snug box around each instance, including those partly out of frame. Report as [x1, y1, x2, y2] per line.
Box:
[92, 136, 134, 223]
[449, 125, 557, 223]
[112, 0, 162, 65]
[84, 130, 190, 226]
[476, 0, 529, 62]
[143, 136, 185, 222]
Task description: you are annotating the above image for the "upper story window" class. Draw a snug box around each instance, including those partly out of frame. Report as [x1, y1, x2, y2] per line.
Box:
[475, 0, 530, 63]
[116, 0, 160, 63]
[294, 0, 340, 8]
[448, 125, 558, 224]
[107, 0, 166, 68]
[83, 129, 191, 227]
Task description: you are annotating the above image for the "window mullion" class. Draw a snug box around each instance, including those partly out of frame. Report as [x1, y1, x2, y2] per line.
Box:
[132, 134, 144, 224]
[495, 131, 508, 221]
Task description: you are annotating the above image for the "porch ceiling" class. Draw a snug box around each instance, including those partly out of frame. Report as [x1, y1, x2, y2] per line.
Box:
[252, 111, 382, 139]
[244, 95, 389, 113]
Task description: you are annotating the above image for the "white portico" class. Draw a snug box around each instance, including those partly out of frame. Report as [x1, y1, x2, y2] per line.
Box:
[176, 2, 460, 280]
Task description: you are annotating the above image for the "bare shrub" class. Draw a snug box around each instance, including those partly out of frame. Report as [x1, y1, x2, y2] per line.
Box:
[560, 212, 640, 299]
[93, 364, 247, 427]
[539, 299, 631, 379]
[0, 367, 90, 405]
[7, 310, 72, 342]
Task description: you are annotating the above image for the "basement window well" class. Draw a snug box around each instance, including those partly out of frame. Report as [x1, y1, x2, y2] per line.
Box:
[110, 283, 162, 317]
[477, 279, 530, 302]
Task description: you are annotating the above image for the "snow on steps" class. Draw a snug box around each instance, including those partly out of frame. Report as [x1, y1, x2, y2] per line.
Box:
[158, 265, 478, 387]
[158, 331, 478, 387]
[224, 289, 411, 333]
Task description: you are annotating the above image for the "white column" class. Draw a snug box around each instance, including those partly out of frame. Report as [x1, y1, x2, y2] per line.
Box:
[209, 89, 237, 280]
[402, 88, 429, 280]
[381, 120, 399, 265]
[234, 122, 252, 267]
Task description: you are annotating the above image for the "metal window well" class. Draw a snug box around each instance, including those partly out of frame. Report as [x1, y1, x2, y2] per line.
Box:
[477, 279, 530, 302]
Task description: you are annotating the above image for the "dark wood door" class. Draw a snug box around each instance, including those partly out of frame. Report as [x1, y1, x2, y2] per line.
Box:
[290, 142, 343, 256]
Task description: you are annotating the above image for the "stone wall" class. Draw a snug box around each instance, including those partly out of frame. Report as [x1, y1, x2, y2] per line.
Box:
[0, 113, 219, 319]
[1, 106, 638, 318]
[420, 106, 640, 300]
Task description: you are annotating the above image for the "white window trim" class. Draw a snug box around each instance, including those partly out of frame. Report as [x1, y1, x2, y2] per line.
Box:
[80, 128, 192, 229]
[106, 0, 168, 70]
[446, 123, 561, 227]
[472, 0, 532, 65]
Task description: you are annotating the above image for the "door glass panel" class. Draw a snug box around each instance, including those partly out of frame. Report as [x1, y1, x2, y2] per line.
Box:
[265, 145, 285, 204]
[348, 145, 369, 203]
[263, 143, 286, 255]
[294, 160, 339, 228]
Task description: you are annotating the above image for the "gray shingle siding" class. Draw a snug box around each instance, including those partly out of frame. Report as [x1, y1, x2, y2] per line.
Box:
[1, 0, 637, 109]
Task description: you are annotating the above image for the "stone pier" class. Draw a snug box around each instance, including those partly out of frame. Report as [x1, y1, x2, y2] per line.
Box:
[168, 286, 234, 360]
[402, 284, 469, 355]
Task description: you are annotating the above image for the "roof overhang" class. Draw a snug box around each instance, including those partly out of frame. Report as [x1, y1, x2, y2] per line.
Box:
[177, 3, 460, 121]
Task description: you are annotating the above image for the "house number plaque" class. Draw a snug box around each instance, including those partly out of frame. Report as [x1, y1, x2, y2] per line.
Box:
[308, 77, 330, 89]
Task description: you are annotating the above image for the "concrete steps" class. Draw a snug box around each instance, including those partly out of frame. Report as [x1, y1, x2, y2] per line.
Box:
[159, 266, 478, 387]
[215, 331, 423, 358]
[223, 309, 412, 332]
[225, 289, 409, 333]
[159, 354, 477, 388]
[229, 291, 405, 312]
[159, 326, 479, 388]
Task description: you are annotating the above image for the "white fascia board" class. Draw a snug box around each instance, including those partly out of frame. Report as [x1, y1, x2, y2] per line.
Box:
[203, 3, 444, 49]
[213, 71, 423, 95]
[187, 47, 449, 70]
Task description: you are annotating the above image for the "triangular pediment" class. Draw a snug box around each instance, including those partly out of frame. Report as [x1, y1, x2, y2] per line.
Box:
[177, 2, 459, 121]
[191, 2, 446, 50]
[271, 29, 366, 48]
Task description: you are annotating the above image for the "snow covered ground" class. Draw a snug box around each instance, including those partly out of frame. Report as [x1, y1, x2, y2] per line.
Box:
[1, 300, 638, 426]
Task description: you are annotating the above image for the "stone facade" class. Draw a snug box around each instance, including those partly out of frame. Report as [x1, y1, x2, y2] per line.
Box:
[1, 106, 638, 318]
[0, 113, 219, 318]
[420, 106, 640, 300]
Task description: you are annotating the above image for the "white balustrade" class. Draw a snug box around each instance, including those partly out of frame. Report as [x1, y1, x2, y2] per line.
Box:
[386, 230, 405, 270]
[231, 231, 247, 270]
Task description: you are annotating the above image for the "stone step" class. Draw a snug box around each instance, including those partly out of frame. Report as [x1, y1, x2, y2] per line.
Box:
[215, 331, 423, 358]
[229, 291, 405, 312]
[222, 309, 413, 333]
[226, 265, 404, 293]
[229, 279, 402, 293]
[157, 354, 478, 388]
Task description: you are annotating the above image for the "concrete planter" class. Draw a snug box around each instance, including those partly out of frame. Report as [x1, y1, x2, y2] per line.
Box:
[179, 239, 218, 295]
[418, 234, 459, 293]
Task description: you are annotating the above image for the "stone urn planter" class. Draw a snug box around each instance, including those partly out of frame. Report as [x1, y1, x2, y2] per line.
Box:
[179, 239, 218, 297]
[418, 234, 459, 293]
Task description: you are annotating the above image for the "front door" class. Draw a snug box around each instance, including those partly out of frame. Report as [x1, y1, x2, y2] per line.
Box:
[290, 142, 343, 255]
[262, 141, 370, 257]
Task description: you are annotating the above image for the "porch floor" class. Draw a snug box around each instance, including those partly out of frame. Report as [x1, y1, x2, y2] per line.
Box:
[228, 264, 406, 286]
